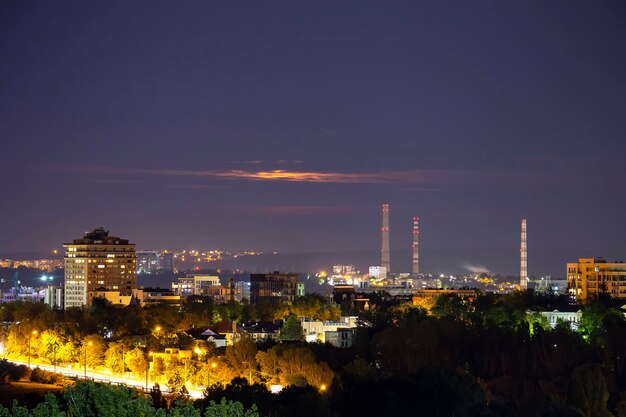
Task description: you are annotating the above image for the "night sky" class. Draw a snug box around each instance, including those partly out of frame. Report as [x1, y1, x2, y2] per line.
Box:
[1, 2, 625, 275]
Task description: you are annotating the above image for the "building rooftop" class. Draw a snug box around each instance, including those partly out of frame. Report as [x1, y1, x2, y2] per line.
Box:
[66, 227, 132, 245]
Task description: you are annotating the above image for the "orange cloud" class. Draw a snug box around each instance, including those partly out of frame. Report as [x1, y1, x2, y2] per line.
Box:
[40, 165, 467, 185]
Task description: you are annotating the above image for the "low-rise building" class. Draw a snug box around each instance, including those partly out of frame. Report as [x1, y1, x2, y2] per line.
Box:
[527, 308, 583, 330]
[301, 316, 359, 343]
[325, 328, 357, 348]
[141, 288, 181, 306]
[150, 348, 193, 371]
[172, 275, 221, 298]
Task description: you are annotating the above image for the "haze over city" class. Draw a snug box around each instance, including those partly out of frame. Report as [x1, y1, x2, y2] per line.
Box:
[2, 2, 626, 275]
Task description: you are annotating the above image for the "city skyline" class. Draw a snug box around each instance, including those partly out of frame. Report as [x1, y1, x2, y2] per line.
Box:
[2, 2, 625, 270]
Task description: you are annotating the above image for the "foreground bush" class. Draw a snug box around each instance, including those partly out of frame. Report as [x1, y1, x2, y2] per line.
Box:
[29, 368, 63, 385]
[0, 360, 30, 384]
[0, 380, 258, 417]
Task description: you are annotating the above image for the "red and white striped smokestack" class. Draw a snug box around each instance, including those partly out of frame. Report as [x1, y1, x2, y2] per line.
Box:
[412, 216, 419, 275]
[520, 218, 527, 290]
[381, 203, 390, 273]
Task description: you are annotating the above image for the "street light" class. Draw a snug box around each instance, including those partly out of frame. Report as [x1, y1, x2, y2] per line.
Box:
[145, 351, 153, 391]
[84, 341, 93, 379]
[28, 330, 37, 367]
[52, 341, 59, 373]
[208, 361, 217, 387]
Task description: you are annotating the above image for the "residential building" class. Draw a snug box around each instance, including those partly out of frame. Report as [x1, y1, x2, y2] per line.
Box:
[332, 285, 370, 310]
[44, 285, 64, 309]
[150, 348, 193, 372]
[236, 281, 251, 301]
[1, 287, 42, 303]
[249, 271, 298, 304]
[333, 265, 356, 275]
[325, 328, 357, 348]
[301, 316, 359, 343]
[412, 288, 478, 304]
[369, 266, 387, 279]
[63, 228, 137, 308]
[172, 275, 220, 298]
[140, 287, 181, 306]
[296, 282, 305, 297]
[567, 257, 626, 301]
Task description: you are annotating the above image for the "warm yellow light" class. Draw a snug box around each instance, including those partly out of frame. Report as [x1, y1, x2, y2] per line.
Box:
[88, 341, 93, 346]
[320, 384, 327, 391]
[194, 347, 202, 355]
[211, 362, 217, 368]
[149, 351, 153, 356]
[155, 326, 162, 332]
[32, 330, 38, 336]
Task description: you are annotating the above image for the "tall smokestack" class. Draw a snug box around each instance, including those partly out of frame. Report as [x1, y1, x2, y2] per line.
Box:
[520, 218, 527, 290]
[381, 203, 391, 273]
[412, 216, 420, 275]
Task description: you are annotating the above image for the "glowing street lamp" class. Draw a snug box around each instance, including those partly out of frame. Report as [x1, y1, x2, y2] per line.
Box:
[320, 384, 327, 392]
[28, 330, 37, 367]
[52, 341, 59, 373]
[145, 351, 153, 390]
[208, 361, 217, 387]
[84, 341, 93, 379]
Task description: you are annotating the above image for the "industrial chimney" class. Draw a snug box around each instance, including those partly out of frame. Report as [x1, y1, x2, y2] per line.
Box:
[381, 203, 391, 273]
[412, 216, 420, 275]
[520, 218, 527, 290]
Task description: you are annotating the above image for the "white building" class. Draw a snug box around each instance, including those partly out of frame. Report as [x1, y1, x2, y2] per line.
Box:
[172, 275, 221, 297]
[44, 285, 64, 309]
[300, 316, 359, 344]
[528, 309, 583, 330]
[369, 266, 387, 279]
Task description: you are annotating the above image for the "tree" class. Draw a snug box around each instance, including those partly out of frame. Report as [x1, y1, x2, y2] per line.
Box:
[256, 345, 333, 389]
[204, 398, 259, 417]
[224, 335, 257, 383]
[105, 341, 131, 375]
[568, 365, 612, 417]
[124, 348, 147, 378]
[279, 315, 304, 342]
[79, 334, 106, 369]
[64, 380, 162, 417]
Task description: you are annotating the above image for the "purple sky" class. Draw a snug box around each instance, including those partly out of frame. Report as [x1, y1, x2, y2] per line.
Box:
[1, 1, 625, 272]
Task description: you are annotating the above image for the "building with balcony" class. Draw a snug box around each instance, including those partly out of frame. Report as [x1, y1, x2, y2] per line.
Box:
[567, 257, 626, 301]
[249, 271, 298, 304]
[172, 275, 221, 298]
[63, 228, 137, 308]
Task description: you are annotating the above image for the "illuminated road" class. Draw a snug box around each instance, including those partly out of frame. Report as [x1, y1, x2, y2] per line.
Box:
[6, 359, 205, 399]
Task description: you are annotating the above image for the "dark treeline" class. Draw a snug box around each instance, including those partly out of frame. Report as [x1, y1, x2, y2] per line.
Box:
[3, 290, 626, 416]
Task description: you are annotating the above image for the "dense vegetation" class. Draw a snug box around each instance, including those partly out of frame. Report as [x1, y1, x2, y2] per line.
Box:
[2, 291, 626, 416]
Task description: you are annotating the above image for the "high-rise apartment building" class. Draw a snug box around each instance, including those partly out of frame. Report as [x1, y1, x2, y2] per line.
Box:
[64, 228, 136, 308]
[250, 271, 298, 304]
[567, 257, 626, 301]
